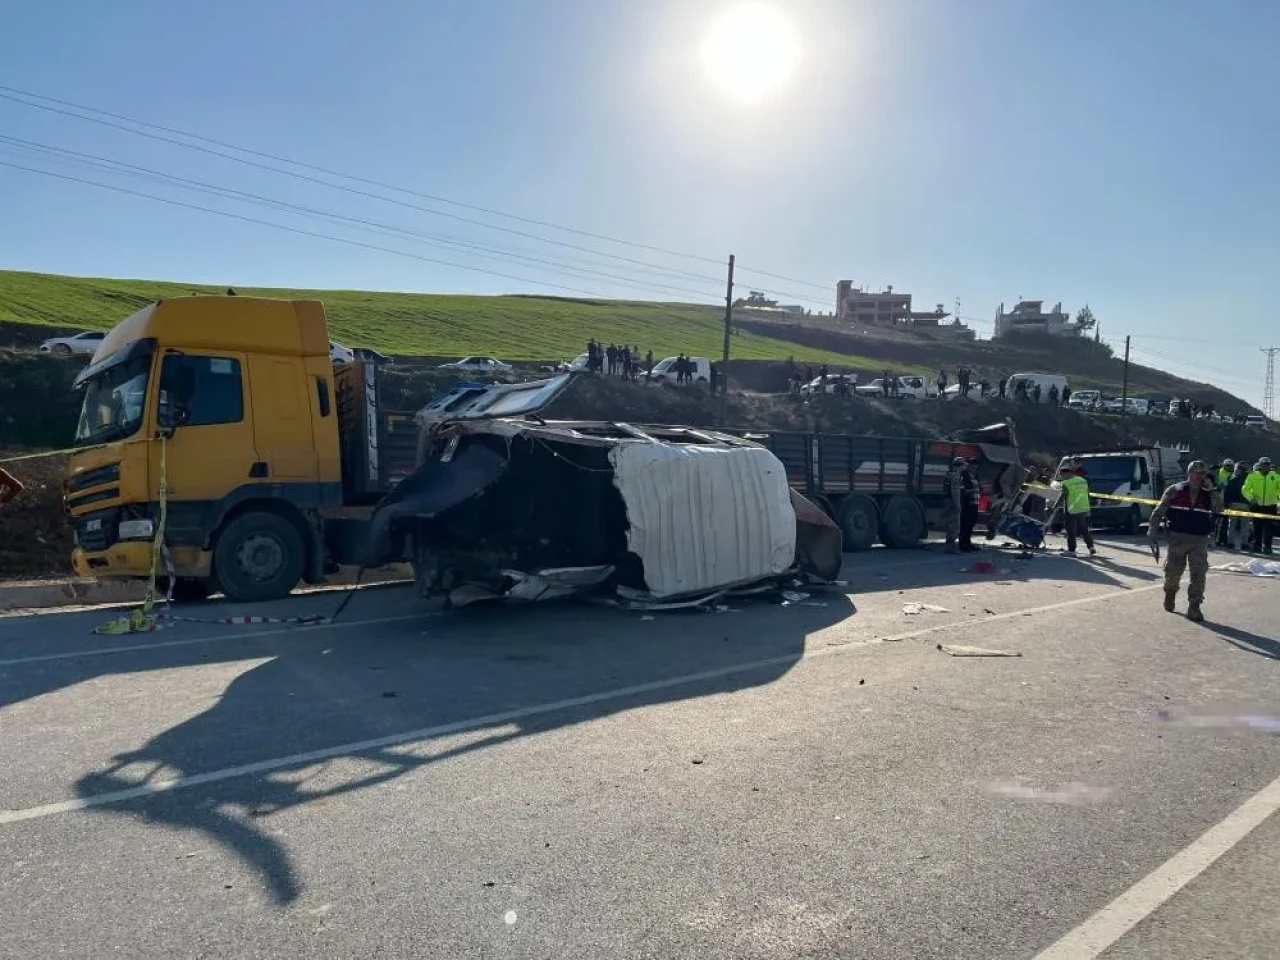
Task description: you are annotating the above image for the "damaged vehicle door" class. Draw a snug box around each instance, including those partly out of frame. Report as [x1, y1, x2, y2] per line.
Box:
[363, 374, 841, 607]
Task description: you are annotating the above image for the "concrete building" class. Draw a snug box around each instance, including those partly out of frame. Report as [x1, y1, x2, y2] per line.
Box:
[993, 300, 1079, 339]
[835, 282, 950, 327]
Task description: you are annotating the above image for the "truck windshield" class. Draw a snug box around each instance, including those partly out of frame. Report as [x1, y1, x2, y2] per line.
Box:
[1079, 456, 1140, 486]
[74, 353, 152, 446]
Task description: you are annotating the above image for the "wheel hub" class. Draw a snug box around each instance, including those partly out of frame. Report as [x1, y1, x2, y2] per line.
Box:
[236, 532, 283, 581]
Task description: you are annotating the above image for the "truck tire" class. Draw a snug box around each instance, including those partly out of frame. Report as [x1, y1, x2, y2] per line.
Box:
[881, 495, 926, 547]
[1122, 506, 1141, 536]
[837, 495, 879, 552]
[212, 511, 305, 603]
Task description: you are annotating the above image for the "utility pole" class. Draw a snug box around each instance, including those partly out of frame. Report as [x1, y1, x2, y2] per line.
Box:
[1262, 346, 1277, 420]
[719, 254, 735, 426]
[1120, 335, 1131, 442]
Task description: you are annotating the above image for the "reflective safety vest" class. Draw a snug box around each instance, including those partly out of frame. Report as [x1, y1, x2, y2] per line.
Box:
[1216, 467, 1231, 489]
[1243, 470, 1280, 507]
[1165, 482, 1215, 536]
[1060, 474, 1091, 514]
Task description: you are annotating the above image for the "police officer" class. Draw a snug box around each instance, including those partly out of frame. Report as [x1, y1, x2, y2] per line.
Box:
[943, 456, 980, 553]
[1058, 457, 1096, 555]
[1148, 460, 1223, 622]
[1243, 456, 1279, 554]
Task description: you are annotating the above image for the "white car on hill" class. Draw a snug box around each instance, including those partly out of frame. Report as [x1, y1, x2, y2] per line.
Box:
[855, 375, 934, 399]
[39, 331, 106, 356]
[800, 374, 858, 396]
[439, 356, 514, 375]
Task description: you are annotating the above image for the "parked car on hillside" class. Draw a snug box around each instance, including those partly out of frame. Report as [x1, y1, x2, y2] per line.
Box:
[1005, 373, 1068, 404]
[1245, 415, 1269, 429]
[353, 347, 393, 365]
[39, 331, 105, 356]
[330, 341, 356, 364]
[649, 356, 711, 384]
[855, 375, 933, 399]
[554, 353, 592, 373]
[439, 356, 514, 374]
[1065, 389, 1101, 411]
[800, 373, 858, 396]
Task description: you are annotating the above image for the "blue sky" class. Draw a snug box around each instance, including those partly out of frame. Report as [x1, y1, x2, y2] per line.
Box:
[2, 0, 1276, 405]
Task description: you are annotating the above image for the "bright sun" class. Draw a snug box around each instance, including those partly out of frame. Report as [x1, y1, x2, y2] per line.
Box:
[700, 2, 802, 105]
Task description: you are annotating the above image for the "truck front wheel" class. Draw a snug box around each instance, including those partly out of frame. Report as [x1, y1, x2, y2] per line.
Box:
[213, 511, 305, 603]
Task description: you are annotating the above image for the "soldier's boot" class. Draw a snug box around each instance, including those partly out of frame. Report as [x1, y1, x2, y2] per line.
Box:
[1187, 603, 1204, 623]
[1163, 590, 1177, 613]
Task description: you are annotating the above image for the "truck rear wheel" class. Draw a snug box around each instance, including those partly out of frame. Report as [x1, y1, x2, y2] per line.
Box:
[213, 511, 305, 603]
[881, 495, 926, 547]
[837, 495, 879, 552]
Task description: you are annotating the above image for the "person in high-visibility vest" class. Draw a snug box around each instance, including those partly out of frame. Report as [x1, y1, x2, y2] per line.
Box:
[1243, 456, 1280, 555]
[1217, 460, 1234, 488]
[1215, 459, 1235, 546]
[1149, 460, 1224, 622]
[1058, 458, 1096, 556]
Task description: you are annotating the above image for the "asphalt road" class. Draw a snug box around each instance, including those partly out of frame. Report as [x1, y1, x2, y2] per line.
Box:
[1, 535, 1277, 959]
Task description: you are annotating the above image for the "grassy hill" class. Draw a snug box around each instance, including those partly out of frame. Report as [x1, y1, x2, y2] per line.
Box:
[0, 269, 1258, 415]
[0, 269, 900, 370]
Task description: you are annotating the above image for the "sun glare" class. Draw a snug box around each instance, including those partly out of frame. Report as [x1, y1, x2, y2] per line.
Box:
[700, 2, 802, 106]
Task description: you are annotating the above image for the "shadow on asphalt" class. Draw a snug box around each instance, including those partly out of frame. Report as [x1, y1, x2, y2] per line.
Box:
[1200, 621, 1280, 660]
[58, 592, 853, 905]
[842, 540, 1160, 595]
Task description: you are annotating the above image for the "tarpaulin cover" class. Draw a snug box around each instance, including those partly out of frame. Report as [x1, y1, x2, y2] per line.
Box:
[608, 442, 796, 599]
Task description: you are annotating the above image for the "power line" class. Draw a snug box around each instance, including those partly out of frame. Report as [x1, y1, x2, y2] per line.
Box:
[0, 135, 724, 301]
[0, 158, 691, 303]
[0, 86, 831, 305]
[1126, 345, 1259, 391]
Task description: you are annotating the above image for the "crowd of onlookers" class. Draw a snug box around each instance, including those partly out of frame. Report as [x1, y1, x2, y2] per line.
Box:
[585, 339, 652, 379]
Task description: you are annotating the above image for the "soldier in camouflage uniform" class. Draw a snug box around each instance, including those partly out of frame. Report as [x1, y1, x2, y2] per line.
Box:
[943, 457, 967, 553]
[1148, 460, 1223, 622]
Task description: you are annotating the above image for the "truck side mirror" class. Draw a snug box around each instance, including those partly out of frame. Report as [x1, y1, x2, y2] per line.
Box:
[158, 356, 196, 431]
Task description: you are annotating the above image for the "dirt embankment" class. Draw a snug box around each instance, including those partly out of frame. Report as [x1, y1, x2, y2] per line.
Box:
[3, 371, 1273, 580]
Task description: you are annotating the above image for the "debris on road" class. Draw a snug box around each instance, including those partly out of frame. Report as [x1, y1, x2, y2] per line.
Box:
[1154, 709, 1280, 734]
[1213, 560, 1280, 577]
[982, 780, 1112, 806]
[362, 379, 844, 610]
[903, 602, 950, 615]
[937, 643, 1021, 657]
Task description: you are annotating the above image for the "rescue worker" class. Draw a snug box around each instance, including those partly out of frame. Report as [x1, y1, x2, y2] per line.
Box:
[1058, 458, 1096, 556]
[1148, 460, 1223, 622]
[1243, 456, 1279, 554]
[1223, 461, 1250, 551]
[1215, 459, 1235, 546]
[1217, 460, 1234, 489]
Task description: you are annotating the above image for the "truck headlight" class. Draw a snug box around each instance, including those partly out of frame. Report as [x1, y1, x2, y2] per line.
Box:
[117, 519, 155, 541]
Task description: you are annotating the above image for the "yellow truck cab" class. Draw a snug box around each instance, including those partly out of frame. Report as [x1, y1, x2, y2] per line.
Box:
[66, 296, 417, 601]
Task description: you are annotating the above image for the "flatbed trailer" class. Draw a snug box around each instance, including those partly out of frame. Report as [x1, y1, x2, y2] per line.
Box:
[738, 425, 1024, 550]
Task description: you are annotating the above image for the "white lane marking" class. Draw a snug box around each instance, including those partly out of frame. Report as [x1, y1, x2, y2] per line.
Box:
[0, 613, 429, 668]
[0, 582, 1159, 826]
[1031, 772, 1280, 960]
[0, 577, 415, 620]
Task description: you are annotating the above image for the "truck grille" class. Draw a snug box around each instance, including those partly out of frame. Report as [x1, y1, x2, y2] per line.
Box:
[74, 508, 119, 552]
[68, 462, 120, 493]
